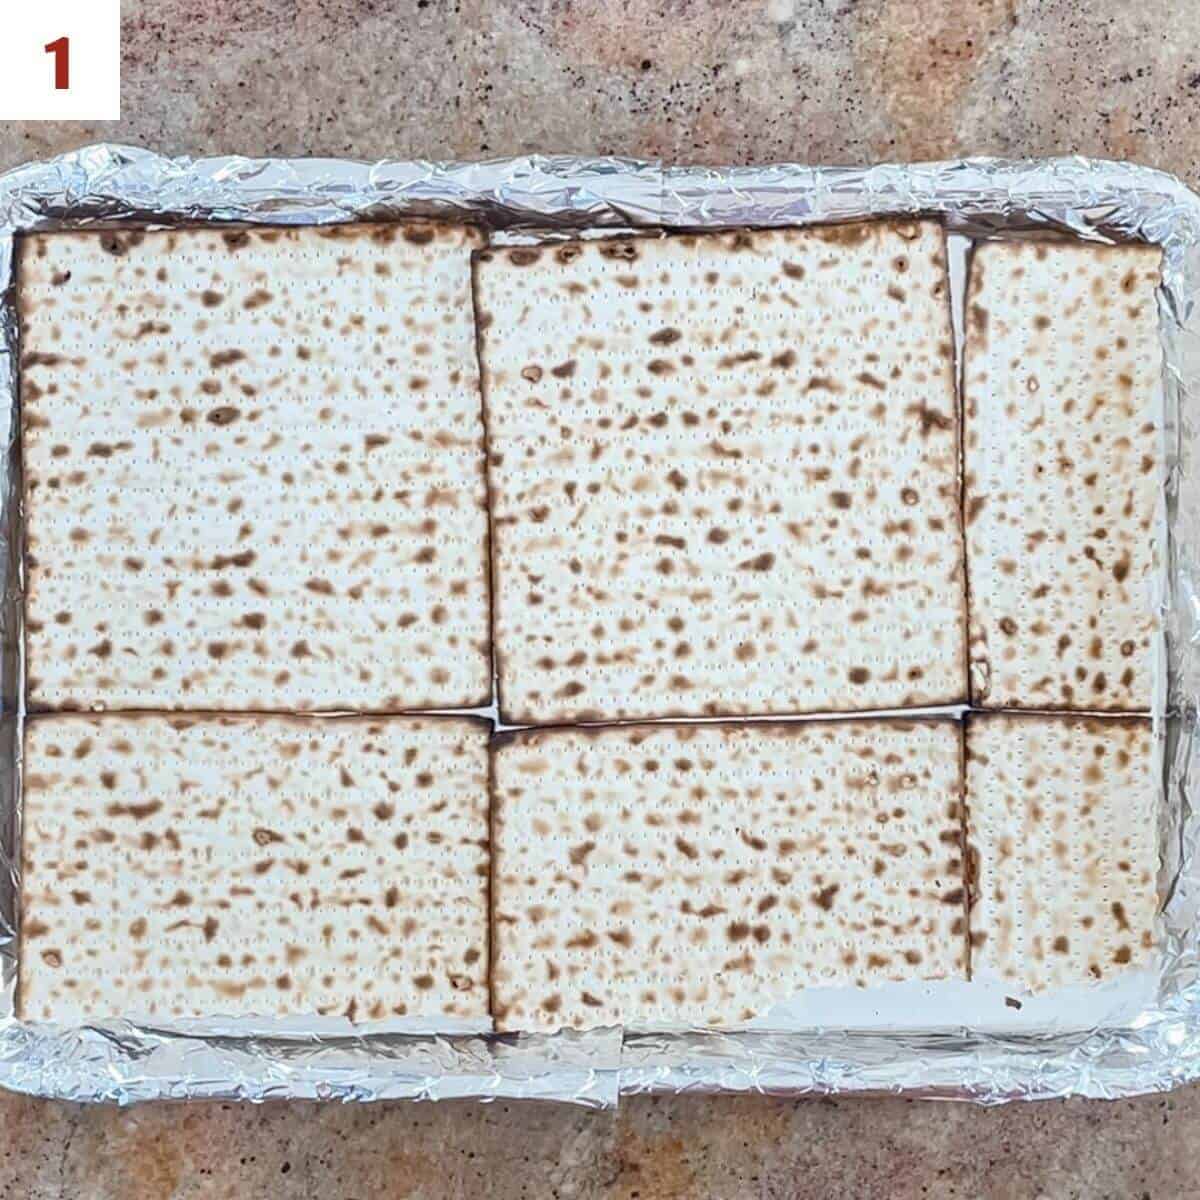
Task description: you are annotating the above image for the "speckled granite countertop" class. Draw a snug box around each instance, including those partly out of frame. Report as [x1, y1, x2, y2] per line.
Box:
[2, 2, 1200, 1197]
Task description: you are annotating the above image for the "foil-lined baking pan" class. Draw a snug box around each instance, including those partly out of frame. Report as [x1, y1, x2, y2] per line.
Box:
[0, 145, 1196, 1105]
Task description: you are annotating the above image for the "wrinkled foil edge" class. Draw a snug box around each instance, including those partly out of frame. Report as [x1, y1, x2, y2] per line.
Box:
[0, 145, 1197, 1105]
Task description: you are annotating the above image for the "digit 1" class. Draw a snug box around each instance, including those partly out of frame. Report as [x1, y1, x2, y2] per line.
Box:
[45, 38, 69, 90]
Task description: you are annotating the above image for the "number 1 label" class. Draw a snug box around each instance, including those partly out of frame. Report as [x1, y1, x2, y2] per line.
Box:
[0, 1, 119, 119]
[44, 37, 69, 90]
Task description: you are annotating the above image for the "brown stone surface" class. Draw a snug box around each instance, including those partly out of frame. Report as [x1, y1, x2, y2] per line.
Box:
[1, 1086, 1198, 1198]
[1, 0, 1199, 183]
[3, 0, 1200, 1196]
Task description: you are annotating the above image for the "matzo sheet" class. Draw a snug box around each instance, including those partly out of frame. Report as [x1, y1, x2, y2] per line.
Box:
[476, 222, 966, 723]
[18, 714, 490, 1023]
[19, 224, 490, 711]
[965, 712, 1158, 993]
[491, 720, 967, 1032]
[963, 239, 1162, 711]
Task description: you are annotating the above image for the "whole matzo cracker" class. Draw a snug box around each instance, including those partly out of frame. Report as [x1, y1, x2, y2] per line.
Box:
[965, 713, 1158, 993]
[491, 719, 966, 1032]
[18, 715, 489, 1023]
[963, 239, 1162, 711]
[19, 224, 490, 710]
[476, 222, 966, 723]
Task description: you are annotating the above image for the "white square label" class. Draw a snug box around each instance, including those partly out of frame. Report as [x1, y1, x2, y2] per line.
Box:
[0, 0, 120, 120]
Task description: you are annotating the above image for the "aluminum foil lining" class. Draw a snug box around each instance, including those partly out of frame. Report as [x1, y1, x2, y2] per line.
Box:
[0, 145, 1197, 1106]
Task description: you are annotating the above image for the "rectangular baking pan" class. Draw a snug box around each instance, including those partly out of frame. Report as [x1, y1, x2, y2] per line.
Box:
[0, 147, 1196, 1105]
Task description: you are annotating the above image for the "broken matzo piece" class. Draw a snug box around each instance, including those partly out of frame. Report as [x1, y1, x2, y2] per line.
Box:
[965, 712, 1158, 993]
[963, 239, 1163, 711]
[18, 714, 490, 1023]
[491, 719, 966, 1032]
[19, 224, 490, 710]
[476, 222, 966, 724]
